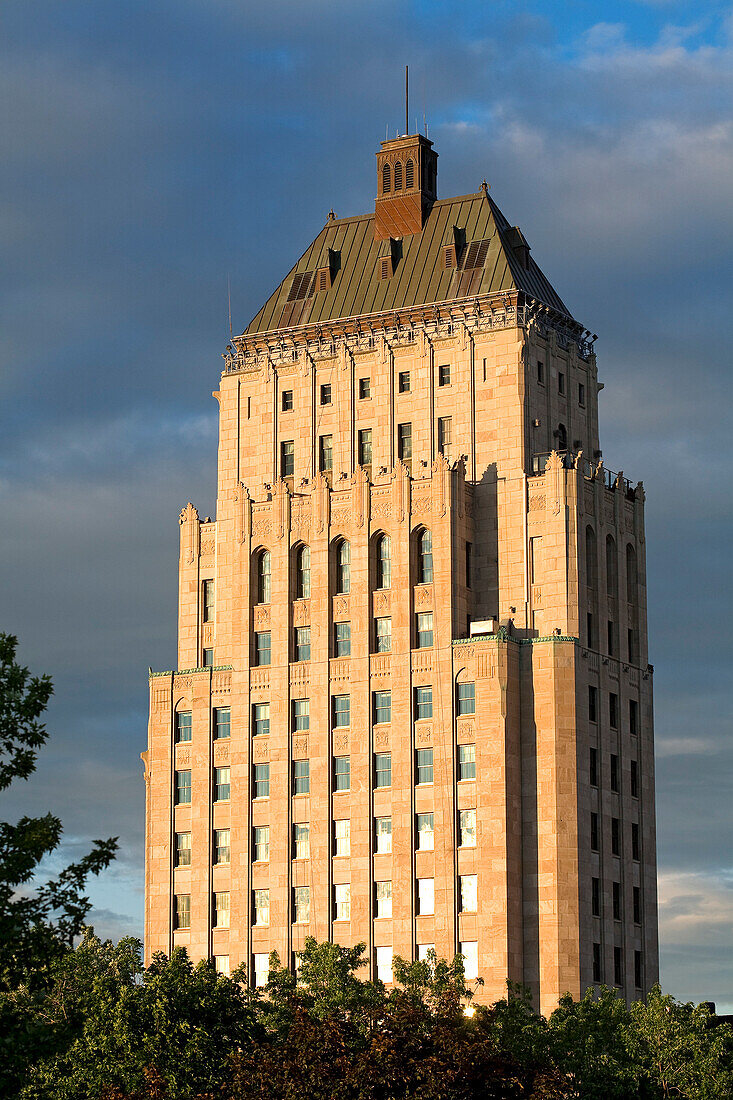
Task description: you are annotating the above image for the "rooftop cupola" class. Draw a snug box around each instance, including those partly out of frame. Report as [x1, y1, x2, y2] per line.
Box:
[374, 132, 437, 240]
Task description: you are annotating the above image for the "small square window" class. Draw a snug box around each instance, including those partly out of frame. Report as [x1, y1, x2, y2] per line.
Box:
[399, 370, 411, 393]
[175, 711, 192, 744]
[202, 648, 214, 668]
[334, 622, 351, 658]
[253, 762, 270, 799]
[334, 818, 350, 857]
[374, 752, 391, 788]
[416, 747, 434, 785]
[458, 744, 476, 781]
[375, 816, 392, 853]
[456, 682, 475, 716]
[332, 694, 350, 728]
[294, 626, 311, 662]
[414, 685, 433, 720]
[373, 689, 392, 725]
[293, 822, 310, 859]
[416, 812, 434, 851]
[359, 377, 371, 399]
[253, 825, 269, 862]
[438, 364, 451, 386]
[334, 755, 350, 792]
[293, 759, 310, 796]
[282, 389, 293, 412]
[320, 383, 332, 405]
[214, 707, 230, 740]
[459, 808, 476, 848]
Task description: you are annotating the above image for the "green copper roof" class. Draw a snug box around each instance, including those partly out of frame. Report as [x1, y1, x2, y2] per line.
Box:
[244, 190, 573, 336]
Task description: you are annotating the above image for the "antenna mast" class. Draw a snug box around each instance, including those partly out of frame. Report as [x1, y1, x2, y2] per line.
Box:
[405, 65, 409, 136]
[227, 274, 233, 339]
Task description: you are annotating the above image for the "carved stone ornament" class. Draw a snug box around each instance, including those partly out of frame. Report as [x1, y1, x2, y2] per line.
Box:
[252, 518, 272, 542]
[334, 596, 349, 617]
[292, 600, 309, 625]
[179, 502, 200, 565]
[214, 744, 229, 763]
[375, 591, 390, 611]
[175, 677, 192, 691]
[293, 738, 309, 757]
[253, 739, 269, 761]
[415, 585, 433, 607]
[375, 731, 390, 748]
[200, 538, 215, 556]
[528, 493, 545, 512]
[416, 727, 432, 745]
[176, 749, 191, 765]
[334, 733, 349, 753]
[458, 721, 474, 739]
[203, 625, 213, 644]
[254, 605, 271, 628]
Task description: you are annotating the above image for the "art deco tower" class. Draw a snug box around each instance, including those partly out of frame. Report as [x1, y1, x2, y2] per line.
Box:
[143, 130, 659, 1015]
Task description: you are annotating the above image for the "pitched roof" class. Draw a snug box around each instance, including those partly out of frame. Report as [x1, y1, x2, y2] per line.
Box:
[244, 190, 573, 336]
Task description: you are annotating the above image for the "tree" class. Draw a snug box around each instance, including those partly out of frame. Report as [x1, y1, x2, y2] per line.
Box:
[544, 986, 636, 1099]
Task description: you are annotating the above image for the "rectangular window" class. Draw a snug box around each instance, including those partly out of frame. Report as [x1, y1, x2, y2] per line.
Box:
[375, 880, 392, 918]
[282, 389, 293, 412]
[609, 692, 618, 729]
[334, 818, 350, 857]
[375, 945, 393, 983]
[253, 953, 269, 987]
[175, 770, 191, 805]
[466, 541, 472, 588]
[213, 891, 230, 929]
[253, 888, 269, 926]
[334, 755, 350, 792]
[375, 616, 392, 653]
[293, 822, 310, 860]
[281, 440, 295, 478]
[414, 685, 433, 720]
[398, 422, 412, 460]
[589, 685, 598, 723]
[294, 626, 311, 662]
[214, 767, 231, 802]
[458, 744, 476, 781]
[320, 383, 332, 405]
[214, 828, 230, 865]
[614, 945, 623, 987]
[456, 682, 475, 716]
[416, 747, 434, 785]
[579, 382, 586, 407]
[590, 746, 598, 787]
[630, 760, 639, 799]
[593, 942, 602, 983]
[293, 759, 310, 796]
[634, 950, 643, 990]
[253, 825, 269, 862]
[417, 943, 435, 962]
[417, 877, 434, 915]
[254, 632, 271, 666]
[253, 763, 270, 799]
[587, 612, 596, 648]
[529, 536, 542, 584]
[373, 690, 392, 725]
[633, 886, 641, 924]
[459, 808, 476, 848]
[416, 612, 433, 648]
[592, 876, 600, 917]
[292, 698, 309, 732]
[460, 873, 478, 913]
[460, 941, 478, 980]
[375, 816, 392, 854]
[607, 619, 615, 657]
[629, 699, 638, 737]
[293, 886, 310, 923]
[632, 822, 640, 861]
[334, 883, 351, 921]
[613, 880, 622, 921]
[438, 364, 451, 386]
[214, 707, 230, 740]
[537, 360, 545, 385]
[359, 377, 371, 399]
[253, 702, 270, 738]
[611, 817, 620, 856]
[175, 711, 192, 744]
[215, 955, 230, 976]
[398, 370, 411, 393]
[334, 621, 351, 658]
[374, 752, 392, 788]
[332, 694, 350, 728]
[319, 434, 333, 473]
[558, 371, 565, 395]
[416, 812, 434, 851]
[174, 894, 190, 930]
[437, 416, 452, 458]
[202, 648, 214, 668]
[610, 753, 619, 793]
[628, 628, 636, 664]
[202, 579, 214, 623]
[175, 831, 191, 867]
[590, 811, 599, 852]
[358, 428, 373, 466]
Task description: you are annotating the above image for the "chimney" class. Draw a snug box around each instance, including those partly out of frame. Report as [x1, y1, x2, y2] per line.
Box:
[374, 133, 437, 241]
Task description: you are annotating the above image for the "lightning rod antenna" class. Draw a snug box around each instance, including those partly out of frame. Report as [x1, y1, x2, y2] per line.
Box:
[405, 65, 409, 136]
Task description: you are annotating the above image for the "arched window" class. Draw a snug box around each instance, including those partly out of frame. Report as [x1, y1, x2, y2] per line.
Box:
[557, 423, 567, 450]
[626, 544, 637, 604]
[375, 534, 391, 590]
[405, 159, 414, 189]
[382, 163, 391, 194]
[335, 539, 351, 595]
[606, 535, 617, 596]
[256, 549, 271, 604]
[417, 529, 434, 584]
[296, 545, 311, 600]
[394, 161, 403, 190]
[585, 526, 597, 590]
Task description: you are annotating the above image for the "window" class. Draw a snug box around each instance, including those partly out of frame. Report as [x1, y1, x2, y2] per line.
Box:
[175, 831, 191, 867]
[254, 631, 271, 666]
[334, 756, 350, 792]
[375, 945, 393, 983]
[281, 440, 294, 478]
[417, 812, 434, 851]
[320, 383, 332, 405]
[416, 612, 433, 648]
[253, 763, 270, 799]
[253, 953, 269, 988]
[437, 416, 452, 458]
[460, 941, 478, 980]
[175, 770, 191, 805]
[634, 950, 643, 990]
[332, 694, 350, 728]
[590, 747, 598, 787]
[334, 622, 351, 658]
[335, 540, 351, 594]
[292, 698, 309, 732]
[293, 886, 310, 923]
[213, 891, 230, 929]
[215, 955, 230, 976]
[633, 886, 641, 924]
[589, 685, 598, 723]
[293, 759, 310, 796]
[456, 682, 475, 716]
[607, 618, 615, 657]
[438, 364, 451, 386]
[253, 825, 269, 862]
[626, 544, 637, 603]
[375, 880, 392, 918]
[537, 360, 545, 385]
[398, 422, 412, 461]
[405, 159, 414, 188]
[465, 542, 472, 589]
[294, 626, 311, 662]
[358, 428, 372, 466]
[319, 434, 333, 473]
[295, 545, 311, 599]
[610, 753, 619, 793]
[202, 648, 214, 668]
[606, 535, 617, 596]
[460, 874, 478, 913]
[382, 163, 391, 194]
[632, 822, 640, 861]
[376, 534, 391, 589]
[370, 818, 391, 859]
[611, 817, 620, 856]
[416, 747, 434, 785]
[253, 888, 269, 926]
[399, 370, 411, 393]
[293, 822, 310, 859]
[359, 377, 371, 399]
[593, 942, 602, 983]
[459, 808, 476, 848]
[174, 894, 190, 930]
[579, 382, 585, 407]
[175, 711, 192, 744]
[373, 690, 392, 725]
[614, 946, 623, 987]
[417, 943, 435, 962]
[417, 878, 434, 915]
[586, 525, 597, 589]
[375, 616, 392, 653]
[253, 702, 270, 738]
[214, 828, 230, 865]
[394, 161, 402, 190]
[629, 699, 638, 737]
[592, 876, 600, 917]
[334, 819, 350, 857]
[613, 880, 622, 921]
[282, 389, 293, 411]
[587, 612, 596, 649]
[630, 760, 639, 799]
[202, 579, 214, 623]
[557, 422, 567, 449]
[374, 752, 392, 788]
[628, 628, 637, 664]
[417, 529, 434, 583]
[415, 685, 433, 720]
[590, 812, 599, 852]
[214, 767, 230, 802]
[558, 371, 565, 395]
[609, 693, 618, 729]
[334, 883, 351, 921]
[458, 744, 476, 781]
[214, 707, 230, 740]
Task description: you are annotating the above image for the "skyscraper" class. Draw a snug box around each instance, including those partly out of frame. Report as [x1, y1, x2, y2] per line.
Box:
[143, 129, 658, 1013]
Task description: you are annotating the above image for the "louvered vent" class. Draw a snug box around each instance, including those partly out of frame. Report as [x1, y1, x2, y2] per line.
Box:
[462, 239, 490, 269]
[394, 161, 403, 190]
[405, 159, 414, 189]
[443, 245, 456, 269]
[287, 272, 314, 302]
[379, 256, 391, 280]
[317, 267, 330, 293]
[382, 163, 391, 194]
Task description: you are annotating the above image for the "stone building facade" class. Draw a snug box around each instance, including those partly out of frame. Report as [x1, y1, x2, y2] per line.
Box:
[143, 131, 659, 1015]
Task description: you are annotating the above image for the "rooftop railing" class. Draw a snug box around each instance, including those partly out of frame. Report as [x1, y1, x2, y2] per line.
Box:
[531, 451, 636, 499]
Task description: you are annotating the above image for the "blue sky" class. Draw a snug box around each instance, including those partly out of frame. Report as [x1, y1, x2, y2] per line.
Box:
[1, 0, 732, 1009]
